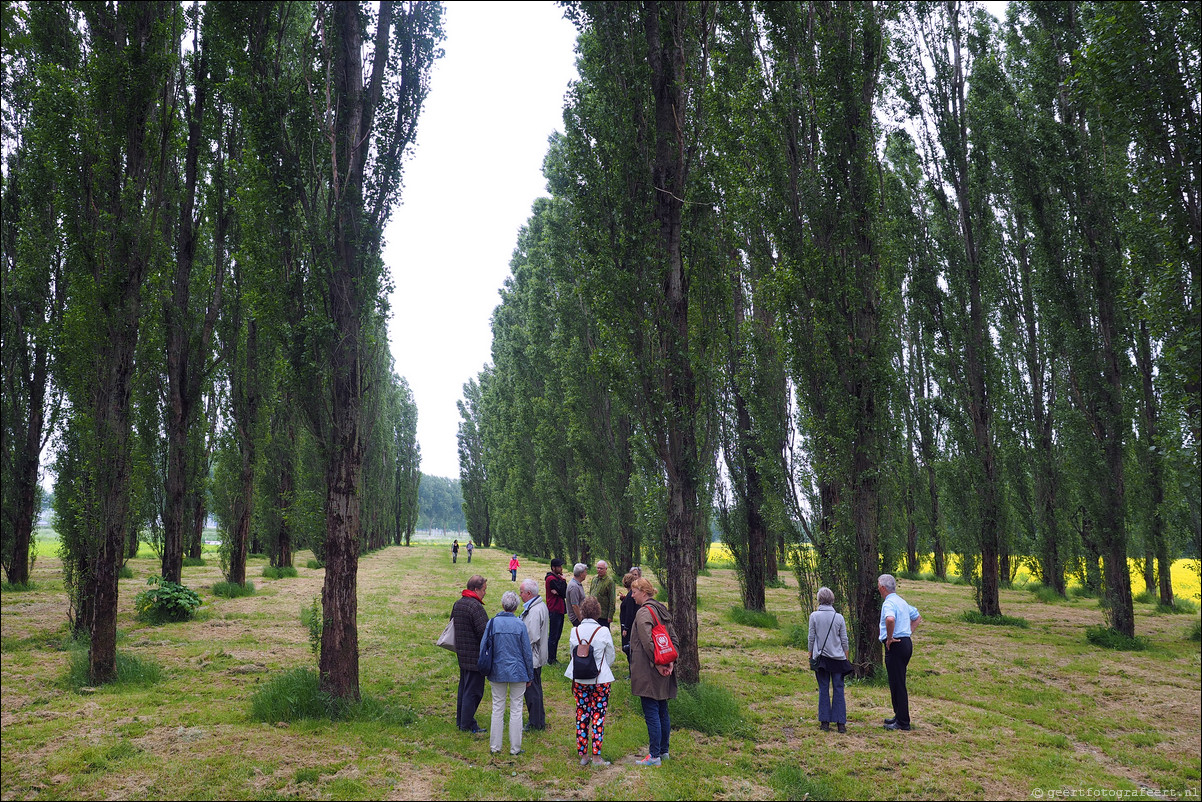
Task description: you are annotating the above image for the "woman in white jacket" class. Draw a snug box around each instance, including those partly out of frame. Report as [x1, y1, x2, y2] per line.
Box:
[564, 596, 616, 766]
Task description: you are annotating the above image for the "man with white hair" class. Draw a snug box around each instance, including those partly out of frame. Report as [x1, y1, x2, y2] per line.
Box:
[878, 573, 922, 731]
[589, 560, 616, 628]
[519, 578, 549, 731]
[566, 563, 588, 627]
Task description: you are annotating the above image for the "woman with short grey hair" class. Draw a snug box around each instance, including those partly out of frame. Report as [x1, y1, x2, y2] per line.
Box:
[807, 586, 850, 733]
[479, 590, 534, 755]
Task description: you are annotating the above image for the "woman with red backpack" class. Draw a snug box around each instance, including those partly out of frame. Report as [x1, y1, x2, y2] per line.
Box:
[628, 577, 677, 766]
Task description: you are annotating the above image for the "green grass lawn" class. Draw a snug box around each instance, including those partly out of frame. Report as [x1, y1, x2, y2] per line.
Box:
[2, 544, 1199, 800]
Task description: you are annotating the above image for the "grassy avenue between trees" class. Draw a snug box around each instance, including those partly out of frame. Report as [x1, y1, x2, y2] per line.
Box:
[1, 542, 1199, 801]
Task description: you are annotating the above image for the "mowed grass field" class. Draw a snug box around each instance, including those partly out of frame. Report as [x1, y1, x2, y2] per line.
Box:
[1, 544, 1199, 800]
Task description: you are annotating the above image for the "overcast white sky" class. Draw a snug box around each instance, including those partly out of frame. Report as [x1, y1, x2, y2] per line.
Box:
[383, 1, 580, 480]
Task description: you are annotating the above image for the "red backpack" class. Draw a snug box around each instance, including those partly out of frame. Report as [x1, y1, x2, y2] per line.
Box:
[646, 605, 678, 665]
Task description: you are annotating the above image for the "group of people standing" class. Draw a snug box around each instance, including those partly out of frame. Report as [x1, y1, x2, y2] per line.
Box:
[807, 573, 922, 733]
[449, 560, 676, 766]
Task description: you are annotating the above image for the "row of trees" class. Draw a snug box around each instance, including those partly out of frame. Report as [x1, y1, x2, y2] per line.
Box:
[459, 0, 1199, 679]
[1, 1, 442, 698]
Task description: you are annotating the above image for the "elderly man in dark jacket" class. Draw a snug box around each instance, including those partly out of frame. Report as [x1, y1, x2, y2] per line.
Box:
[452, 575, 490, 732]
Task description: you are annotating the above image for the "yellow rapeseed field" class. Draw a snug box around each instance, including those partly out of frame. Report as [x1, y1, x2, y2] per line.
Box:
[704, 542, 1202, 602]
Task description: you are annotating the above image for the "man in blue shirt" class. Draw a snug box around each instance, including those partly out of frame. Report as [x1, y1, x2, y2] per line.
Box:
[878, 574, 922, 731]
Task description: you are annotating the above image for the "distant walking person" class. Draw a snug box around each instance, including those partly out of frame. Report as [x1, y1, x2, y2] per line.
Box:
[519, 578, 550, 731]
[509, 554, 520, 582]
[466, 541, 474, 563]
[480, 591, 534, 755]
[565, 597, 616, 766]
[452, 540, 460, 564]
[878, 574, 922, 731]
[629, 577, 676, 766]
[589, 560, 616, 628]
[808, 586, 850, 733]
[452, 575, 489, 733]
[545, 559, 568, 664]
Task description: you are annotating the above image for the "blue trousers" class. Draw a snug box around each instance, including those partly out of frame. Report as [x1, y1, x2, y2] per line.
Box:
[640, 697, 671, 758]
[815, 667, 846, 724]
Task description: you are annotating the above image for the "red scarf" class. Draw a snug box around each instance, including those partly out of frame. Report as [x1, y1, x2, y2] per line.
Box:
[461, 589, 482, 602]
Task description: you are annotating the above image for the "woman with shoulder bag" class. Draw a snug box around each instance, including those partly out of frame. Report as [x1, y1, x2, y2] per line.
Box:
[807, 586, 851, 733]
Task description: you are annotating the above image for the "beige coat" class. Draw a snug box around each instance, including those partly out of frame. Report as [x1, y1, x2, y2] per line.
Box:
[629, 599, 678, 700]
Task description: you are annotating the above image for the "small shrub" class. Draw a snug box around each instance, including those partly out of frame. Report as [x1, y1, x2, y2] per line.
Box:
[1027, 584, 1066, 604]
[1086, 626, 1149, 651]
[960, 610, 1029, 628]
[182, 556, 206, 567]
[1134, 589, 1158, 605]
[118, 564, 134, 579]
[773, 764, 836, 801]
[249, 668, 416, 724]
[304, 596, 323, 658]
[1156, 597, 1198, 615]
[765, 578, 788, 589]
[134, 577, 202, 624]
[667, 682, 747, 736]
[729, 606, 779, 629]
[1187, 619, 1200, 643]
[262, 565, 299, 580]
[212, 580, 255, 598]
[1, 581, 38, 592]
[306, 559, 325, 570]
[1070, 585, 1098, 599]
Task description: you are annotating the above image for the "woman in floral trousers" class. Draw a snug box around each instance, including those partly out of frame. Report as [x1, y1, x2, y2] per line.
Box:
[564, 597, 616, 766]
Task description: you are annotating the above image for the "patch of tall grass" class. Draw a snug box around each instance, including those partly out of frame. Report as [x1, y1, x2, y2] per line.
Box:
[306, 559, 324, 570]
[262, 565, 299, 579]
[118, 564, 134, 579]
[728, 606, 779, 629]
[1156, 597, 1198, 615]
[1085, 626, 1149, 651]
[212, 580, 255, 598]
[249, 668, 416, 724]
[1187, 619, 1201, 643]
[182, 556, 206, 567]
[1, 580, 38, 592]
[772, 764, 836, 801]
[64, 647, 162, 690]
[786, 624, 808, 650]
[960, 610, 1029, 628]
[667, 682, 748, 737]
[1026, 583, 1067, 604]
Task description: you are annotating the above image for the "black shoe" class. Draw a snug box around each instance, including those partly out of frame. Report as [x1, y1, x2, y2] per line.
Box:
[820, 722, 830, 731]
[884, 717, 897, 725]
[837, 723, 846, 734]
[883, 721, 911, 731]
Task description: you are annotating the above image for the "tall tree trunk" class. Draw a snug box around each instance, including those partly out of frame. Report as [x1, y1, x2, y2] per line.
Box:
[8, 339, 47, 586]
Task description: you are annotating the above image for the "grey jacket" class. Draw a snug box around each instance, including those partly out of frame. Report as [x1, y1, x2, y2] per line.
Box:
[566, 577, 586, 626]
[807, 605, 849, 660]
[522, 595, 550, 669]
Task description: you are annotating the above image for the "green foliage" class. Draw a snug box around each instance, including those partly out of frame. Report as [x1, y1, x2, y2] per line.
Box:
[667, 682, 748, 737]
[134, 577, 202, 624]
[1187, 620, 1201, 643]
[181, 557, 206, 567]
[1085, 626, 1149, 651]
[1027, 584, 1067, 604]
[728, 606, 779, 629]
[118, 564, 133, 580]
[64, 646, 161, 690]
[1, 581, 38, 592]
[417, 474, 466, 532]
[249, 668, 415, 724]
[262, 565, 298, 579]
[305, 559, 324, 570]
[772, 764, 837, 801]
[211, 581, 255, 599]
[1155, 597, 1198, 615]
[960, 611, 1029, 629]
[1134, 589, 1158, 605]
[846, 670, 889, 688]
[786, 624, 808, 650]
[302, 596, 322, 659]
